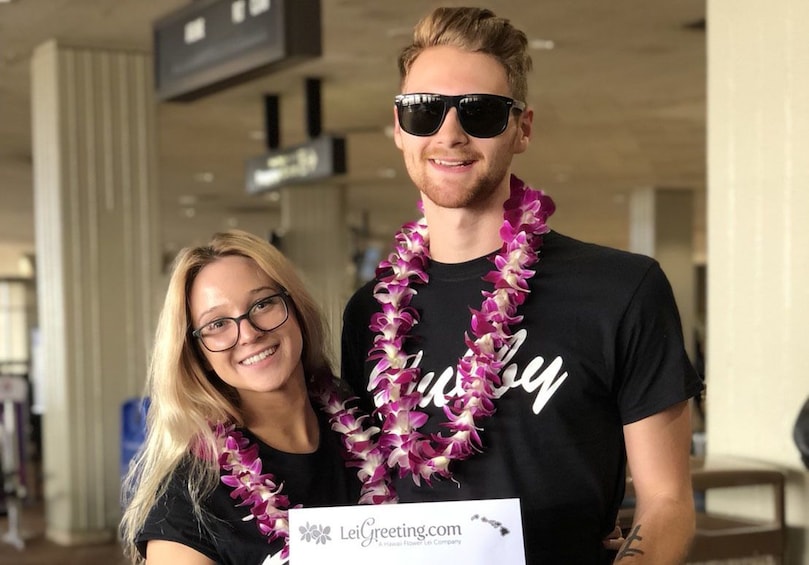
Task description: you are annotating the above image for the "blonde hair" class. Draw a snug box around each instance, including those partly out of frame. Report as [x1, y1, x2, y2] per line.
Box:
[398, 7, 533, 103]
[120, 229, 333, 562]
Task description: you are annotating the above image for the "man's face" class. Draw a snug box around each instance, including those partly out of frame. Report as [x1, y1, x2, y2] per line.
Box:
[394, 45, 532, 211]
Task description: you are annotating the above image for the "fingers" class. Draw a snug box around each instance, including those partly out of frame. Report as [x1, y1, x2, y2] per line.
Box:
[602, 524, 625, 550]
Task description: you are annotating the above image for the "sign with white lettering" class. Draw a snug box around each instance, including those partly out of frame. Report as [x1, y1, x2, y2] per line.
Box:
[244, 135, 345, 193]
[153, 0, 321, 101]
[288, 498, 526, 565]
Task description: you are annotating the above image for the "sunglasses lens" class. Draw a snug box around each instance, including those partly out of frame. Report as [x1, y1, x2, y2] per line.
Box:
[458, 96, 511, 138]
[396, 94, 519, 138]
[398, 96, 446, 136]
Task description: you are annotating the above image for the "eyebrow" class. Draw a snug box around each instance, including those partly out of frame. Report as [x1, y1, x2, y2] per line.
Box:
[194, 286, 278, 324]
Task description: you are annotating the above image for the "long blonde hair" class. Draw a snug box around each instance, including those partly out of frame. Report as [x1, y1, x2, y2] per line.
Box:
[398, 7, 533, 103]
[120, 229, 333, 562]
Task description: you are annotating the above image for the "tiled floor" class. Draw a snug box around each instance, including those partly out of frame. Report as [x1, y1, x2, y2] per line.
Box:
[0, 501, 126, 565]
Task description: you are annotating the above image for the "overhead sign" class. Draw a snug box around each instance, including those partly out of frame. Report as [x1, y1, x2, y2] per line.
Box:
[245, 135, 346, 194]
[153, 0, 322, 101]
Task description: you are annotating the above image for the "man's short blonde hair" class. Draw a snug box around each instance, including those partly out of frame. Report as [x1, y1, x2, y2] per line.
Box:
[398, 7, 533, 102]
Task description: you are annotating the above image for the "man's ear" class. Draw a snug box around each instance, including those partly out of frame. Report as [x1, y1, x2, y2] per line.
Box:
[392, 106, 404, 150]
[514, 107, 533, 154]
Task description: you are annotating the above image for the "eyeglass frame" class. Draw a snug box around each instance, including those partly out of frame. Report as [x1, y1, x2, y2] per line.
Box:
[190, 290, 291, 353]
[394, 93, 526, 138]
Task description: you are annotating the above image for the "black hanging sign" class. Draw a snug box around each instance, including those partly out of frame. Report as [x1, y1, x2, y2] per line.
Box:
[153, 0, 322, 102]
[245, 135, 346, 194]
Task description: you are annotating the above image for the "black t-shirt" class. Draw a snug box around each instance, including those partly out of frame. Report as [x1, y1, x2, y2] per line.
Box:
[136, 414, 359, 565]
[341, 230, 703, 565]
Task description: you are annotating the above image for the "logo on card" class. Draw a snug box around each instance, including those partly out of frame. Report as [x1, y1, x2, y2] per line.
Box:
[299, 522, 332, 545]
[471, 514, 511, 536]
[300, 516, 466, 548]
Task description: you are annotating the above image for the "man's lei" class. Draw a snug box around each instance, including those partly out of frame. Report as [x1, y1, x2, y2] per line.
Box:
[368, 174, 554, 484]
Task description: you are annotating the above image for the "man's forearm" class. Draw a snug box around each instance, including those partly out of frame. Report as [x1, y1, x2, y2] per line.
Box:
[614, 496, 695, 564]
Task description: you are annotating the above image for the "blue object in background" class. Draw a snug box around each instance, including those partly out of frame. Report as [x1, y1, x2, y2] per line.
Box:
[120, 397, 150, 479]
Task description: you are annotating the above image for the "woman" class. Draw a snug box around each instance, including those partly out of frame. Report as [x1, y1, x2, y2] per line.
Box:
[120, 230, 392, 564]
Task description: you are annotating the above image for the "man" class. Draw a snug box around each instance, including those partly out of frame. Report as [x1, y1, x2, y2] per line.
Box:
[342, 7, 702, 564]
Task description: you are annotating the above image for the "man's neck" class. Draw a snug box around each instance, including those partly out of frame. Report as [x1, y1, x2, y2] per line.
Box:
[421, 188, 509, 264]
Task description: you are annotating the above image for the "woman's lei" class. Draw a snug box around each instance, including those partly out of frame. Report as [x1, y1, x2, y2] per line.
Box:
[212, 378, 395, 561]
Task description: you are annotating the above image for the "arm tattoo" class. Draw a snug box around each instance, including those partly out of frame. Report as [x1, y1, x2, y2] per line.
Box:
[616, 525, 645, 560]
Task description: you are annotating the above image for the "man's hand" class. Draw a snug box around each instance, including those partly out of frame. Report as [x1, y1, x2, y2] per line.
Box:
[602, 522, 625, 551]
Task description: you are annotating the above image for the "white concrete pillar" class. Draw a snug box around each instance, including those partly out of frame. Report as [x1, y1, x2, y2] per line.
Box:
[31, 40, 159, 544]
[279, 184, 349, 368]
[708, 0, 809, 560]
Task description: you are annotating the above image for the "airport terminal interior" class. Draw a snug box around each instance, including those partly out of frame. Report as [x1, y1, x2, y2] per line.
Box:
[2, 0, 808, 563]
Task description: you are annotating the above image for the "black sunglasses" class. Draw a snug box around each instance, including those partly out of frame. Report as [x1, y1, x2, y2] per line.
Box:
[394, 93, 526, 138]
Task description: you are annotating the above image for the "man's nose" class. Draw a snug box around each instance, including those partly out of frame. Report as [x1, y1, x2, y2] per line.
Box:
[434, 107, 468, 142]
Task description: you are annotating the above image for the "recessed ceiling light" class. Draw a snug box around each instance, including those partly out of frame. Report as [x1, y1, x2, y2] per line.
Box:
[529, 39, 556, 51]
[193, 172, 214, 183]
[385, 27, 412, 39]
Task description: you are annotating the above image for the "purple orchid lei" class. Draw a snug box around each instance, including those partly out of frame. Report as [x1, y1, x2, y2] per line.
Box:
[368, 174, 555, 485]
[212, 378, 396, 561]
[209, 176, 554, 560]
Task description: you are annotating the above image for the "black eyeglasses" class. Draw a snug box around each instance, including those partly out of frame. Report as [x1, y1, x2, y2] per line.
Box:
[191, 291, 290, 353]
[394, 93, 526, 138]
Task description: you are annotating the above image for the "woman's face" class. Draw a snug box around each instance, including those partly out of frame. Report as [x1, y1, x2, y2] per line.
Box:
[188, 255, 305, 400]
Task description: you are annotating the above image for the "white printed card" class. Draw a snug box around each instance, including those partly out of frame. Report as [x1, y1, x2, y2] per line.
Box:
[288, 497, 525, 564]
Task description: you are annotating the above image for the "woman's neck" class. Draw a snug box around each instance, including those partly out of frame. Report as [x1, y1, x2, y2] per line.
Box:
[240, 380, 320, 454]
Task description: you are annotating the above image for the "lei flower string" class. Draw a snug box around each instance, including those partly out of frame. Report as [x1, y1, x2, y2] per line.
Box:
[369, 175, 555, 485]
[213, 377, 396, 562]
[310, 379, 397, 506]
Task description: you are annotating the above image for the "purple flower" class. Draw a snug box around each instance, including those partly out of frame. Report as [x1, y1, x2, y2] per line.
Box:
[364, 175, 554, 487]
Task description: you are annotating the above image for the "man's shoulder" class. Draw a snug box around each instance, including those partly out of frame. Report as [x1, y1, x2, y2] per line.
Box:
[541, 230, 663, 296]
[540, 231, 657, 272]
[545, 230, 656, 267]
[344, 278, 379, 318]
